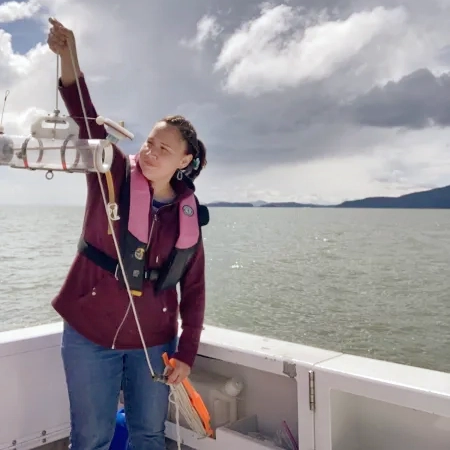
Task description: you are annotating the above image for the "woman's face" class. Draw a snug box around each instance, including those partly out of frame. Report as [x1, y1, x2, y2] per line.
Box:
[138, 121, 193, 182]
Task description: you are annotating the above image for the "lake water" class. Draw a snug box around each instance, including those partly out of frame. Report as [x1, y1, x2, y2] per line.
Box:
[0, 205, 449, 372]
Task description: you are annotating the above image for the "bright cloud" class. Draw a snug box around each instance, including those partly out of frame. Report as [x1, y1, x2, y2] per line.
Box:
[0, 0, 40, 23]
[180, 15, 222, 51]
[210, 4, 442, 97]
[1, 0, 450, 205]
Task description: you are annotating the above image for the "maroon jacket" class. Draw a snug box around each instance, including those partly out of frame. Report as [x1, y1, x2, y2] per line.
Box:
[51, 75, 205, 368]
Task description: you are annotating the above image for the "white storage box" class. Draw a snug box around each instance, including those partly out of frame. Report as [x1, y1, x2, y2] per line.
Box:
[215, 415, 286, 450]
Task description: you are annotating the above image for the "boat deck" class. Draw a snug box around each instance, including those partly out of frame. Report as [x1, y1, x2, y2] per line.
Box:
[5, 322, 450, 450]
[37, 437, 191, 449]
[166, 440, 192, 449]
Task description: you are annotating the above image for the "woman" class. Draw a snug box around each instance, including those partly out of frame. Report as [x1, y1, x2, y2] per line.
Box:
[47, 18, 207, 450]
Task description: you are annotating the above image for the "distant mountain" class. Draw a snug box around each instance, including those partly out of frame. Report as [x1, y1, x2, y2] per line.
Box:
[206, 184, 450, 209]
[252, 200, 267, 207]
[206, 201, 254, 207]
[260, 202, 325, 208]
[336, 185, 450, 208]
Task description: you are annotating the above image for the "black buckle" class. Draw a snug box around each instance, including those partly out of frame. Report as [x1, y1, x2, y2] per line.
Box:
[114, 265, 159, 282]
[144, 269, 159, 281]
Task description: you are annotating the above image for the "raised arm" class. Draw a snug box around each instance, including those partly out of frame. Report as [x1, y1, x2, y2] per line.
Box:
[47, 18, 126, 183]
[47, 18, 105, 140]
[58, 75, 107, 140]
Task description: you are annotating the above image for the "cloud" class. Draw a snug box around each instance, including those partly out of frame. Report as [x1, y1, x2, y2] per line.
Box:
[213, 4, 408, 96]
[350, 68, 450, 128]
[180, 15, 223, 50]
[0, 0, 41, 23]
[1, 0, 450, 205]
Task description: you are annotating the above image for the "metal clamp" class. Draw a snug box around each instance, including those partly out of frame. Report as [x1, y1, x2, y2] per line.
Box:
[19, 135, 44, 169]
[60, 134, 81, 172]
[152, 373, 169, 384]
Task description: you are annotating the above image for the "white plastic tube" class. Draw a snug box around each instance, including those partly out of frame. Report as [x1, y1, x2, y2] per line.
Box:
[0, 134, 114, 173]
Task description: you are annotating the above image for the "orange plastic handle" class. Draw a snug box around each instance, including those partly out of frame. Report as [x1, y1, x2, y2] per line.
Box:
[162, 352, 213, 436]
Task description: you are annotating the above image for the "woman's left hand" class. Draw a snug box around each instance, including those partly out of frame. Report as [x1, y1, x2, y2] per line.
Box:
[167, 359, 191, 384]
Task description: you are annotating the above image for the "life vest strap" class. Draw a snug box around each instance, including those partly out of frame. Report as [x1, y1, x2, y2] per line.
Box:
[77, 238, 159, 282]
[105, 170, 117, 235]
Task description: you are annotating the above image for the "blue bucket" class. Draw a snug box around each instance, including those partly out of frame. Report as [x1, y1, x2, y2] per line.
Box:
[109, 408, 128, 450]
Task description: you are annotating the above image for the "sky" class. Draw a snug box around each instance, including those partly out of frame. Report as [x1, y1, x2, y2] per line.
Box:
[1, 0, 450, 205]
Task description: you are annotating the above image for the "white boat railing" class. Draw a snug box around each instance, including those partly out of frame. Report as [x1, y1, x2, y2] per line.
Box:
[1, 321, 450, 450]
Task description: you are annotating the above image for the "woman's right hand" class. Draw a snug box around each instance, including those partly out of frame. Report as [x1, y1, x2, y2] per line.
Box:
[47, 17, 76, 59]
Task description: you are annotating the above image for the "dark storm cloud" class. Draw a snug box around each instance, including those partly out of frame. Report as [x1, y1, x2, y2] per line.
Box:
[188, 86, 348, 168]
[36, 0, 450, 169]
[136, 0, 450, 168]
[350, 69, 450, 129]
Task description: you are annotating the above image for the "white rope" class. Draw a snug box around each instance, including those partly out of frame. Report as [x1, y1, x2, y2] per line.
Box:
[169, 385, 205, 436]
[64, 43, 210, 450]
[1, 90, 10, 126]
[169, 390, 182, 448]
[66, 44, 156, 378]
[55, 55, 60, 112]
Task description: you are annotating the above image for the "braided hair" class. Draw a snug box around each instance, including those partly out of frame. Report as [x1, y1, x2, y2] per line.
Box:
[161, 115, 207, 181]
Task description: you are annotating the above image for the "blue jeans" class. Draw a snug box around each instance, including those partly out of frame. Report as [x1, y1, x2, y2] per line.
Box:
[61, 322, 176, 450]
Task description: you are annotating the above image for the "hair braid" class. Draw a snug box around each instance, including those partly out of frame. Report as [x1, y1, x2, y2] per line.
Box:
[161, 114, 207, 181]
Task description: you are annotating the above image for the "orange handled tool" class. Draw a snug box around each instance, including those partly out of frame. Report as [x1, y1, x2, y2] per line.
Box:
[163, 352, 213, 437]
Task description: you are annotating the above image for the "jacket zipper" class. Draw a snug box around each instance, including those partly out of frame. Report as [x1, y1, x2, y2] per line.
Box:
[146, 214, 157, 252]
[111, 203, 170, 349]
[146, 203, 170, 252]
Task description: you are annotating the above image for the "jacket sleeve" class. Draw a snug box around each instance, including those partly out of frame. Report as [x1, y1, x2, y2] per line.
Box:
[173, 237, 206, 368]
[58, 74, 107, 140]
[57, 74, 126, 185]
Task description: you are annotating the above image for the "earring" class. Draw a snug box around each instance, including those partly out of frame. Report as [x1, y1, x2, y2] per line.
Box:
[176, 169, 183, 181]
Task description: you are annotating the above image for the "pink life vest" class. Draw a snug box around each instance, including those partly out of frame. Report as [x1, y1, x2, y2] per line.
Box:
[78, 154, 207, 296]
